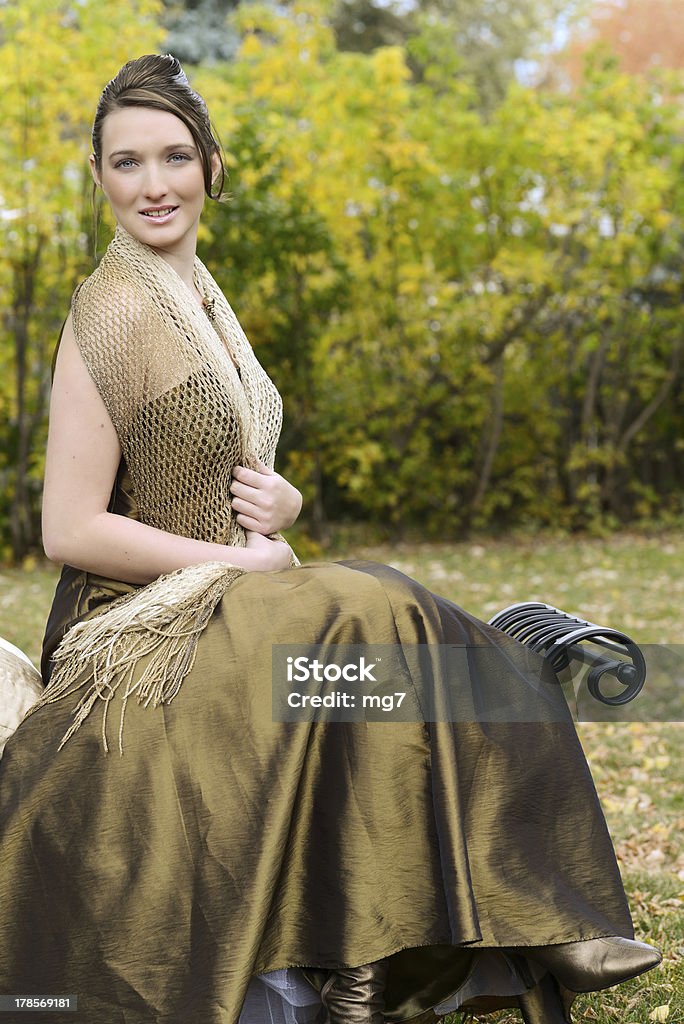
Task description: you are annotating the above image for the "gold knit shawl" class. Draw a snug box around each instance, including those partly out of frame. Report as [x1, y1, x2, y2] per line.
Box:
[26, 226, 290, 754]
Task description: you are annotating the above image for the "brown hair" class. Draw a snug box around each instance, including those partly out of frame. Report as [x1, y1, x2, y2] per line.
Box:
[92, 54, 226, 200]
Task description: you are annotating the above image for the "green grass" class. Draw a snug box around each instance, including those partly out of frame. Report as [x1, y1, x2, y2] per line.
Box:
[347, 531, 684, 644]
[0, 561, 60, 667]
[1, 532, 682, 1023]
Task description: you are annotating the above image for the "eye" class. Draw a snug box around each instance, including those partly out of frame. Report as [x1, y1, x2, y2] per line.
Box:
[114, 158, 136, 170]
[169, 152, 192, 163]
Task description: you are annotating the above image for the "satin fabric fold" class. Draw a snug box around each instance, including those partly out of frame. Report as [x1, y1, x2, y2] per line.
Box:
[1, 541, 634, 1023]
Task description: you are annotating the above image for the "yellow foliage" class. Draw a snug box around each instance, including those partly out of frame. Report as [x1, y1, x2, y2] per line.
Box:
[0, 0, 164, 231]
[240, 34, 264, 59]
[371, 46, 411, 88]
[1, 0, 684, 552]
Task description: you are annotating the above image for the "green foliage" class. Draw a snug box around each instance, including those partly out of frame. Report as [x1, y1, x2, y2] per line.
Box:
[1, 0, 683, 560]
[161, 0, 240, 64]
[192, 1, 684, 540]
[331, 0, 410, 54]
[408, 0, 588, 114]
[0, 0, 164, 560]
[331, 0, 589, 118]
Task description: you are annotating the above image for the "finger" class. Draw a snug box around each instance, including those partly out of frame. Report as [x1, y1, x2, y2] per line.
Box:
[230, 495, 263, 517]
[230, 475, 276, 503]
[232, 482, 279, 514]
[231, 465, 264, 486]
[235, 511, 270, 533]
[229, 479, 259, 500]
[253, 458, 274, 475]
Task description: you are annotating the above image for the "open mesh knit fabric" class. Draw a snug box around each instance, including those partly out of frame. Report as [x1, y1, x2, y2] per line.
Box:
[27, 225, 292, 753]
[74, 224, 283, 544]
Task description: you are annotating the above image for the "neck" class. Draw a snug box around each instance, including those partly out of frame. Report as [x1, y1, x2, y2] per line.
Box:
[116, 222, 198, 291]
[151, 241, 197, 291]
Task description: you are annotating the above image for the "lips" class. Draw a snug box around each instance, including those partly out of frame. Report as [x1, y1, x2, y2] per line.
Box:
[140, 206, 178, 219]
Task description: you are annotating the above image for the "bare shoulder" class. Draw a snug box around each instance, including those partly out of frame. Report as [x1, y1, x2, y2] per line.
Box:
[51, 310, 115, 430]
[53, 310, 98, 393]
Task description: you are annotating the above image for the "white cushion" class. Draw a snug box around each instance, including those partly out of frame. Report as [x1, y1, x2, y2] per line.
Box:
[0, 638, 43, 759]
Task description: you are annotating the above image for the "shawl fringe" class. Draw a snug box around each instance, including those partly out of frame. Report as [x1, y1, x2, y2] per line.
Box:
[26, 562, 246, 755]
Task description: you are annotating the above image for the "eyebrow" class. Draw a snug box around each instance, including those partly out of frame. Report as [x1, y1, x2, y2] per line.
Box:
[107, 144, 198, 158]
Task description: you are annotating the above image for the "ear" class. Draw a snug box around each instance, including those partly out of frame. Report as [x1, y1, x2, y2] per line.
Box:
[210, 150, 222, 184]
[89, 154, 103, 191]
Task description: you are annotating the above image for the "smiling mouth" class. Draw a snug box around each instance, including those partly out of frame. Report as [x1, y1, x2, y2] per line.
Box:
[140, 206, 178, 218]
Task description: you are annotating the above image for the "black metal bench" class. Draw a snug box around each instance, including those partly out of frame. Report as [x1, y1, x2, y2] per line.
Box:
[488, 602, 646, 706]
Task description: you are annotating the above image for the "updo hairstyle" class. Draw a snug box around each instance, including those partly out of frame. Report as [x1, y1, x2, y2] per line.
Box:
[91, 54, 226, 200]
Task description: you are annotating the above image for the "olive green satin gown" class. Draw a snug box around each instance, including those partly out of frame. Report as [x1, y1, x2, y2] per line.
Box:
[0, 460, 638, 1024]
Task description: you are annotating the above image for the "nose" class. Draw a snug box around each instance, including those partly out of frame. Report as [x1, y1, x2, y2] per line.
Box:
[142, 162, 169, 201]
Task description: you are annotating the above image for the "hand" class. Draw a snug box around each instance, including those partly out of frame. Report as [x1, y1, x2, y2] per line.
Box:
[245, 530, 294, 571]
[230, 459, 302, 535]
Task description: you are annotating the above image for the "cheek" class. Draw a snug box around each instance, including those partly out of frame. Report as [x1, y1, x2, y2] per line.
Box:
[101, 175, 134, 206]
[183, 165, 208, 201]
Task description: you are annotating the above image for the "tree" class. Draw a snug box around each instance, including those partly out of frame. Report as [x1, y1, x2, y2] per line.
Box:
[3, 0, 683, 560]
[194, 0, 684, 534]
[0, 0, 164, 561]
[331, 0, 411, 52]
[161, 0, 241, 64]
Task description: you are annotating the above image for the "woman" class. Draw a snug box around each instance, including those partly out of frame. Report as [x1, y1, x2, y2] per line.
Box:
[0, 55, 661, 1024]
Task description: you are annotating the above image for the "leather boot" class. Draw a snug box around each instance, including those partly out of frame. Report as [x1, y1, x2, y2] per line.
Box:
[518, 972, 571, 1024]
[517, 936, 662, 993]
[316, 959, 389, 1024]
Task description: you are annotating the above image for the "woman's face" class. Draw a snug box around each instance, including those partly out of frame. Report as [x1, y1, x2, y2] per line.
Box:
[91, 105, 214, 263]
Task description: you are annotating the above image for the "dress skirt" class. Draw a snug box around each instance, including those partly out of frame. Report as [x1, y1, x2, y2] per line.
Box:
[0, 558, 636, 1024]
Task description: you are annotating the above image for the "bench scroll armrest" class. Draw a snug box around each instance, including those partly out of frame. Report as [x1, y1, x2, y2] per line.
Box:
[488, 602, 646, 706]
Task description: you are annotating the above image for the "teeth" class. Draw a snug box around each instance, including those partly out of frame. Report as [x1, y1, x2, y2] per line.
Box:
[142, 208, 175, 218]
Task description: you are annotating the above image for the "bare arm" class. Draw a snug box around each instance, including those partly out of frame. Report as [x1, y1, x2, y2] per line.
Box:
[42, 314, 292, 584]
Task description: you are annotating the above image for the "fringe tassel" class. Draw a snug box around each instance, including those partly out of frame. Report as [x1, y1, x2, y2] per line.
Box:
[25, 561, 246, 756]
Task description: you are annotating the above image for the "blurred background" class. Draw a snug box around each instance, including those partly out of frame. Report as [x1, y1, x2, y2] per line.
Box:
[1, 0, 684, 562]
[1, 11, 682, 1012]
